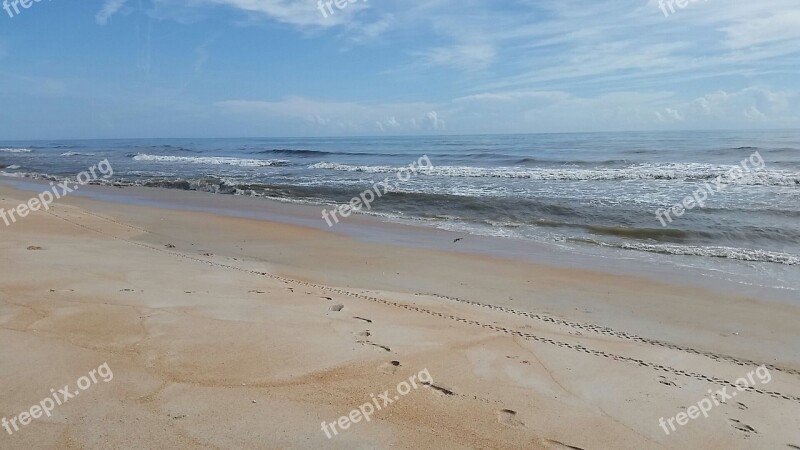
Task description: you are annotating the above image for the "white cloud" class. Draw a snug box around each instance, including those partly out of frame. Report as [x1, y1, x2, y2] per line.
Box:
[744, 106, 768, 121]
[655, 108, 683, 123]
[215, 97, 445, 134]
[665, 108, 684, 122]
[451, 86, 799, 132]
[683, 87, 796, 124]
[96, 0, 130, 25]
[425, 111, 445, 130]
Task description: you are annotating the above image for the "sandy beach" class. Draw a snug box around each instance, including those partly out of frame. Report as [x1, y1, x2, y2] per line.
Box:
[4, 0, 800, 447]
[1, 180, 798, 449]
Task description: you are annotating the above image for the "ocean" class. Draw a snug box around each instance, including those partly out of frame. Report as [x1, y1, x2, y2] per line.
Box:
[2, 130, 799, 291]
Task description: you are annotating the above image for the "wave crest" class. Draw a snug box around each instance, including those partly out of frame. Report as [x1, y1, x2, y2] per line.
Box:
[310, 162, 800, 185]
[132, 154, 290, 167]
[572, 239, 800, 265]
[0, 148, 32, 153]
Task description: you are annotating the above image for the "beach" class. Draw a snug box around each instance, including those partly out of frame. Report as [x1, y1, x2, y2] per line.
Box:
[4, 0, 800, 447]
[1, 180, 799, 449]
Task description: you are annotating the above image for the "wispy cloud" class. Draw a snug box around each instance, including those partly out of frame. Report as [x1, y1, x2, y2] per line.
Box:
[96, 0, 130, 25]
[412, 44, 496, 71]
[149, 0, 371, 28]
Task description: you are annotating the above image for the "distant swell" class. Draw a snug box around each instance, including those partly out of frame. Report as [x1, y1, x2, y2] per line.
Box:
[513, 157, 631, 166]
[149, 145, 202, 153]
[253, 149, 332, 156]
[252, 149, 383, 157]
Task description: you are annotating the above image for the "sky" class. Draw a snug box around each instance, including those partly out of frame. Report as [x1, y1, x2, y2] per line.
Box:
[0, 0, 799, 139]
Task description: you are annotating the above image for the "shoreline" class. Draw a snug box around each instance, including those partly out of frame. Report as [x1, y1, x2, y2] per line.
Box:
[6, 176, 800, 298]
[1, 179, 799, 448]
[3, 175, 799, 302]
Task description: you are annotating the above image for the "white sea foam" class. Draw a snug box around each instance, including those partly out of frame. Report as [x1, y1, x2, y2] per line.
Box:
[61, 152, 97, 156]
[310, 162, 800, 186]
[0, 148, 32, 153]
[133, 154, 289, 167]
[576, 239, 800, 266]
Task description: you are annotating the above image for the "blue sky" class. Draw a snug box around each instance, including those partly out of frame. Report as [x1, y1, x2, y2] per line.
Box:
[0, 0, 799, 139]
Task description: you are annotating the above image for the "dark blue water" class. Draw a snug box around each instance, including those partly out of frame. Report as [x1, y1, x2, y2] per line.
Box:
[2, 131, 799, 278]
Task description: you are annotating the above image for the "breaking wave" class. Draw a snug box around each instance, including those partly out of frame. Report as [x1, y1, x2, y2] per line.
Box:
[0, 148, 32, 153]
[310, 162, 800, 185]
[132, 154, 290, 167]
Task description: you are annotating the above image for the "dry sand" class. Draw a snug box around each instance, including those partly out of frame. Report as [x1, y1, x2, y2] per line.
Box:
[1, 183, 799, 449]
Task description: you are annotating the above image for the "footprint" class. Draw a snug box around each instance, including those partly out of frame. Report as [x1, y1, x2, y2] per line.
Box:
[546, 440, 585, 450]
[165, 244, 176, 249]
[422, 382, 455, 397]
[497, 409, 524, 428]
[658, 376, 678, 387]
[374, 343, 391, 352]
[730, 419, 757, 434]
[354, 331, 371, 338]
[356, 341, 390, 352]
[353, 317, 372, 323]
[27, 246, 43, 251]
[378, 361, 401, 374]
[329, 304, 344, 312]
